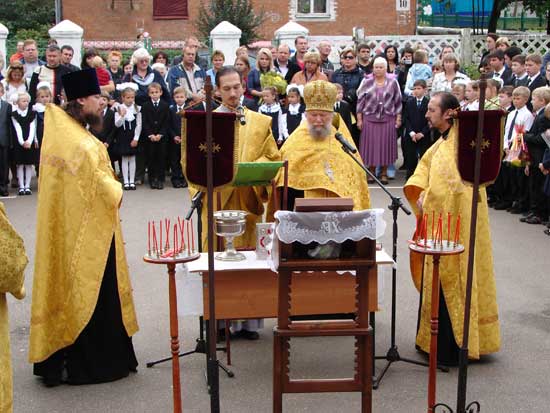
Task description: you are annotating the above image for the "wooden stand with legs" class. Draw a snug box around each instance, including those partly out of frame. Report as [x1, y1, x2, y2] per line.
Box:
[409, 242, 464, 413]
[144, 253, 200, 413]
[273, 236, 376, 413]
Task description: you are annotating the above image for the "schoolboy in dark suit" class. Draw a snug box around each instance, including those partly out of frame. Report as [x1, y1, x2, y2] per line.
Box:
[402, 79, 431, 178]
[141, 82, 170, 189]
[168, 86, 188, 188]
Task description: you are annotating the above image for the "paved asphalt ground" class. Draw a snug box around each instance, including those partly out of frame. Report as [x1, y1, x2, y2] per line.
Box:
[2, 171, 549, 412]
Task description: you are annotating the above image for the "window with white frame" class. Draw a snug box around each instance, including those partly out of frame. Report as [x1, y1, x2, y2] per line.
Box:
[292, 0, 335, 21]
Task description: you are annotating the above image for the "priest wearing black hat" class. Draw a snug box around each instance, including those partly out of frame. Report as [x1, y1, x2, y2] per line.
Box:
[29, 68, 139, 386]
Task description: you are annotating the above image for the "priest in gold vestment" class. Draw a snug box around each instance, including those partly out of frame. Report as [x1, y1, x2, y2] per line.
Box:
[1, 202, 28, 413]
[30, 69, 139, 385]
[186, 66, 281, 252]
[404, 92, 500, 365]
[275, 80, 371, 210]
[184, 66, 280, 339]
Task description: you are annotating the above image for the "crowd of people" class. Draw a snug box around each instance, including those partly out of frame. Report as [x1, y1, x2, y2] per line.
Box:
[1, 33, 550, 234]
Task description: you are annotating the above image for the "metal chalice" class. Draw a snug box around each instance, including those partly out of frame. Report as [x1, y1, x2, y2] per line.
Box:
[214, 210, 247, 261]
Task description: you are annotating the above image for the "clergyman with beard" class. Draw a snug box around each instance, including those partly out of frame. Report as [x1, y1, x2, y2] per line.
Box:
[29, 68, 139, 386]
[275, 80, 371, 210]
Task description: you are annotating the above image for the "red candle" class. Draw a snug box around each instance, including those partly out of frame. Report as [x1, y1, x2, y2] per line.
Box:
[173, 223, 178, 257]
[431, 211, 435, 240]
[165, 218, 170, 251]
[423, 213, 428, 246]
[148, 221, 151, 253]
[152, 222, 158, 255]
[191, 218, 195, 252]
[447, 212, 451, 244]
[160, 220, 163, 253]
[439, 214, 443, 244]
[414, 214, 421, 243]
[455, 214, 460, 244]
[180, 219, 185, 252]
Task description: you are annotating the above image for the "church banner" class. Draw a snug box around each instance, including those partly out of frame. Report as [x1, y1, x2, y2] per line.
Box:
[456, 110, 506, 186]
[181, 110, 238, 191]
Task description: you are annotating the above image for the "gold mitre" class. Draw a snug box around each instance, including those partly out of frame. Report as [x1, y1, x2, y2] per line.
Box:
[304, 80, 337, 112]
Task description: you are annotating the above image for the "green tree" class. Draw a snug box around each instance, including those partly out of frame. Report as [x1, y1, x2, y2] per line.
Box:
[488, 0, 550, 34]
[196, 0, 265, 46]
[0, 0, 55, 39]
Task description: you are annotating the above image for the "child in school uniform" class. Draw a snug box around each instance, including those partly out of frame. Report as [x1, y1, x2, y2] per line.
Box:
[451, 82, 468, 109]
[0, 82, 12, 196]
[493, 86, 535, 211]
[91, 91, 117, 171]
[11, 92, 38, 195]
[141, 82, 170, 189]
[112, 83, 141, 190]
[402, 79, 431, 179]
[463, 81, 480, 111]
[168, 86, 187, 188]
[258, 86, 284, 147]
[32, 82, 52, 177]
[281, 85, 305, 141]
[332, 82, 354, 134]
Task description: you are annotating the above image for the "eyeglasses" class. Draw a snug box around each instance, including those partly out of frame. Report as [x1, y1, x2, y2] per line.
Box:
[343, 55, 355, 60]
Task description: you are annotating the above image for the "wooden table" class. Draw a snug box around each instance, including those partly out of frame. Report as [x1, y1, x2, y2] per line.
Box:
[184, 250, 394, 320]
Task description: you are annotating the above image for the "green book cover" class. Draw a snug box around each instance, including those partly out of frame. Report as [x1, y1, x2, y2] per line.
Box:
[232, 162, 284, 186]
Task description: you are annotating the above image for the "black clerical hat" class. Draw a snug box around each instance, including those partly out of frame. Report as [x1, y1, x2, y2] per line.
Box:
[61, 68, 101, 101]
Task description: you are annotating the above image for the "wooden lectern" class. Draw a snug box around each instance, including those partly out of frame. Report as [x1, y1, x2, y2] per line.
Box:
[273, 199, 376, 413]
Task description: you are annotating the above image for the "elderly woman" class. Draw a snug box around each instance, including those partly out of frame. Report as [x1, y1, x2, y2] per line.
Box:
[356, 57, 402, 185]
[331, 47, 364, 114]
[431, 53, 470, 94]
[122, 47, 170, 105]
[290, 51, 328, 85]
[248, 48, 275, 102]
[1, 62, 27, 103]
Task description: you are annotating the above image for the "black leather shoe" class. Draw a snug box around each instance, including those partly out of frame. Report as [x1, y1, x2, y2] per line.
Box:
[157, 181, 164, 189]
[494, 201, 512, 210]
[0, 188, 8, 197]
[239, 330, 260, 340]
[525, 216, 543, 225]
[520, 213, 535, 222]
[544, 228, 550, 236]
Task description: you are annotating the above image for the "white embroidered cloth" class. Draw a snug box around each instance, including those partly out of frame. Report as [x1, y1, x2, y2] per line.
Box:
[274, 209, 386, 245]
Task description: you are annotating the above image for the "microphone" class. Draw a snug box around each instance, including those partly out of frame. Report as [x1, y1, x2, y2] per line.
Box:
[237, 106, 246, 125]
[335, 132, 357, 154]
[186, 191, 204, 220]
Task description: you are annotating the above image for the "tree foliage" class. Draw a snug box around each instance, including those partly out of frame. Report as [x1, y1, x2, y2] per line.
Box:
[488, 0, 550, 34]
[0, 0, 55, 39]
[195, 0, 265, 46]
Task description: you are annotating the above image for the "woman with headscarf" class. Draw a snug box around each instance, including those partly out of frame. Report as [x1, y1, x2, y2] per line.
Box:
[356, 57, 402, 185]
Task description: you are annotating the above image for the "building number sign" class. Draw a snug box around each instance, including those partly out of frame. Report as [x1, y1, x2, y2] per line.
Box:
[396, 0, 410, 11]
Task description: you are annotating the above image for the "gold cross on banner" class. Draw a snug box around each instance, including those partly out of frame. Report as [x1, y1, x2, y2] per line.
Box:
[469, 138, 491, 153]
[199, 142, 221, 154]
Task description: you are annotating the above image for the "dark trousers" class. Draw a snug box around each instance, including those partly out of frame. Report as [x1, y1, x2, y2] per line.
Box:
[0, 145, 8, 192]
[146, 139, 167, 183]
[513, 168, 529, 209]
[402, 135, 432, 179]
[168, 140, 186, 186]
[529, 166, 549, 219]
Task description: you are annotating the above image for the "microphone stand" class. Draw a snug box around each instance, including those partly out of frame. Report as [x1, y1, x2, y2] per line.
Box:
[338, 141, 447, 389]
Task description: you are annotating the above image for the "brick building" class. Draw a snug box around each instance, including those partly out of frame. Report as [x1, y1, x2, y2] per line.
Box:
[61, 0, 417, 42]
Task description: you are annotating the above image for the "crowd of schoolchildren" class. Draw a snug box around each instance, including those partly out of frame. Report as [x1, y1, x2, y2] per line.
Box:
[1, 33, 550, 235]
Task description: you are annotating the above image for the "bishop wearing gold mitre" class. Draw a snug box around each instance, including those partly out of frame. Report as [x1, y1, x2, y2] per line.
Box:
[274, 80, 371, 210]
[404, 92, 500, 365]
[1, 202, 28, 413]
[30, 69, 139, 386]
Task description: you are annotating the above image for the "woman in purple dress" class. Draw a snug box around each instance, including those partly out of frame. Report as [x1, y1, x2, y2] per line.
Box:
[356, 57, 402, 184]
